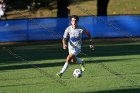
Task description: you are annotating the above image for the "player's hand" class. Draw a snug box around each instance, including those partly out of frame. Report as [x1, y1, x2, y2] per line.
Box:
[63, 44, 67, 50]
[90, 44, 94, 50]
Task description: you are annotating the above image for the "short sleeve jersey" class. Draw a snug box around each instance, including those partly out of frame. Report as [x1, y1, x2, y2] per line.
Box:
[63, 25, 84, 48]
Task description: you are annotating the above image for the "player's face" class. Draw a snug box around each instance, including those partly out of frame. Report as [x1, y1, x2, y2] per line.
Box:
[71, 18, 78, 27]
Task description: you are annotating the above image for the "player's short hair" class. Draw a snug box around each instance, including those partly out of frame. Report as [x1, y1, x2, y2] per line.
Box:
[71, 15, 79, 22]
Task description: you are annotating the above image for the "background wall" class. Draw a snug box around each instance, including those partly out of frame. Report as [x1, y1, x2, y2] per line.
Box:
[0, 15, 140, 42]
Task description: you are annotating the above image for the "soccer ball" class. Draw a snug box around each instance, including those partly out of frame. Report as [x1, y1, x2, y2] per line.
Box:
[73, 69, 82, 78]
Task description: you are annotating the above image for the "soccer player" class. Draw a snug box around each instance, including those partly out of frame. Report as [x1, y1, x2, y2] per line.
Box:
[0, 1, 4, 19]
[56, 15, 94, 78]
[0, 0, 6, 20]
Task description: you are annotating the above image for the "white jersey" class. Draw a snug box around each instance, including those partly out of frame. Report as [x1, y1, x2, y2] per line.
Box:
[63, 25, 84, 49]
[0, 4, 4, 17]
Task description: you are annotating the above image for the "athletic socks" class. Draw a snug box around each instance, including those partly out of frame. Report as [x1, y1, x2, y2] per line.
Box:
[60, 62, 69, 74]
[76, 57, 83, 64]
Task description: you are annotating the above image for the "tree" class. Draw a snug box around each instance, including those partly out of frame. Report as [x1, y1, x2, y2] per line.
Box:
[97, 0, 110, 16]
[57, 0, 70, 18]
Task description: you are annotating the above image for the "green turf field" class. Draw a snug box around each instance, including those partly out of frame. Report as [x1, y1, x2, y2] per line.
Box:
[0, 39, 140, 93]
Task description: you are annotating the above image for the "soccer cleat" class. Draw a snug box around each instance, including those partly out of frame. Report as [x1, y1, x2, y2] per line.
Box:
[80, 63, 85, 72]
[56, 73, 63, 78]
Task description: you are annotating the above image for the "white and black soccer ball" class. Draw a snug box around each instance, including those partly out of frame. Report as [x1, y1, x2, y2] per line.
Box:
[73, 69, 82, 78]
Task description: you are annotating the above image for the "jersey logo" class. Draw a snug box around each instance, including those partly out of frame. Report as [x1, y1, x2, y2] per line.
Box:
[70, 37, 80, 42]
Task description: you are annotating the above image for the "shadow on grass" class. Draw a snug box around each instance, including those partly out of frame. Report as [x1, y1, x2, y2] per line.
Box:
[0, 58, 138, 71]
[0, 62, 64, 71]
[81, 88, 140, 93]
[82, 44, 140, 57]
[0, 42, 140, 70]
[0, 81, 54, 88]
[0, 44, 140, 62]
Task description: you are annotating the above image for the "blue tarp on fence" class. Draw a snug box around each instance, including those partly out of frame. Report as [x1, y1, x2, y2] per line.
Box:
[0, 16, 140, 42]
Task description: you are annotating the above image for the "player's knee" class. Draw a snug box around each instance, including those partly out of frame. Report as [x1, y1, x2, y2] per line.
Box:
[66, 55, 71, 63]
[66, 54, 74, 63]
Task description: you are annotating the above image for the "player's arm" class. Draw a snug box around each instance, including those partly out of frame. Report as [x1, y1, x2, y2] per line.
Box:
[83, 30, 94, 49]
[62, 38, 68, 50]
[62, 28, 69, 50]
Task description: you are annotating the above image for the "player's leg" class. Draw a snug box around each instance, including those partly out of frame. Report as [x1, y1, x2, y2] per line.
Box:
[72, 47, 85, 71]
[56, 54, 75, 78]
[70, 57, 85, 72]
[76, 57, 85, 71]
[60, 54, 75, 73]
[69, 56, 85, 71]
